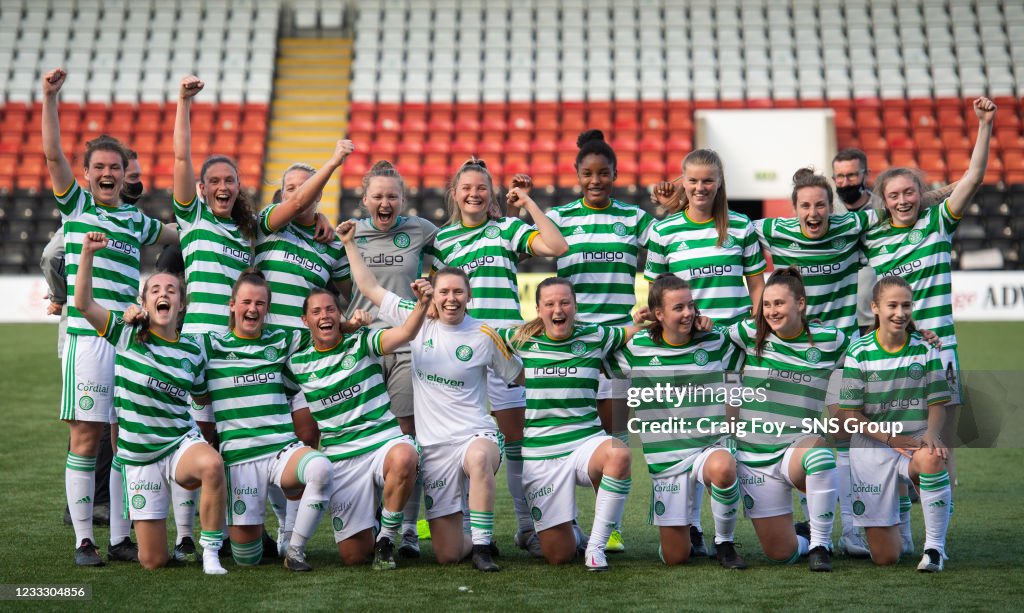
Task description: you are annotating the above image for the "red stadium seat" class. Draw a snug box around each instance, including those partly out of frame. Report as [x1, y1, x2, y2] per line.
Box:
[341, 155, 370, 189]
[587, 101, 612, 130]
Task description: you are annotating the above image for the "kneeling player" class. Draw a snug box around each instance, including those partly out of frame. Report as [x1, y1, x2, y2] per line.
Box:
[285, 283, 430, 570]
[75, 232, 226, 574]
[499, 278, 640, 571]
[197, 271, 332, 571]
[839, 276, 952, 572]
[609, 275, 746, 569]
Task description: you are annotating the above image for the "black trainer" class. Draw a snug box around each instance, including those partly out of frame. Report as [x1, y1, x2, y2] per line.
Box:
[488, 540, 500, 559]
[808, 546, 833, 572]
[75, 539, 105, 567]
[794, 521, 811, 542]
[372, 537, 396, 571]
[715, 541, 748, 570]
[219, 539, 232, 558]
[472, 544, 500, 572]
[108, 537, 139, 562]
[174, 536, 198, 563]
[261, 529, 279, 559]
[689, 526, 707, 558]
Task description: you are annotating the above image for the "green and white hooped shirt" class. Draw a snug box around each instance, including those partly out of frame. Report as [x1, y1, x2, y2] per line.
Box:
[840, 331, 951, 437]
[863, 201, 960, 348]
[728, 320, 848, 467]
[427, 216, 538, 327]
[174, 194, 252, 335]
[284, 326, 404, 462]
[754, 210, 876, 339]
[57, 181, 163, 336]
[101, 313, 208, 465]
[645, 210, 766, 326]
[608, 327, 741, 477]
[202, 327, 305, 466]
[256, 205, 351, 330]
[547, 198, 654, 326]
[498, 324, 626, 460]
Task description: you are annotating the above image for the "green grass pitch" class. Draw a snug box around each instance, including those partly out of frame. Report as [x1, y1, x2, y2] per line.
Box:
[1, 322, 1021, 612]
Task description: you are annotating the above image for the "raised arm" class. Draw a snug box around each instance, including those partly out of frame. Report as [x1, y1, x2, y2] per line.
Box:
[265, 139, 355, 233]
[73, 232, 113, 332]
[173, 75, 204, 206]
[379, 279, 432, 354]
[336, 219, 387, 307]
[947, 97, 997, 218]
[506, 175, 568, 257]
[41, 69, 75, 194]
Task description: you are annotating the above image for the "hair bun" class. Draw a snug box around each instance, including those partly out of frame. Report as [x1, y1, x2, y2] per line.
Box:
[460, 157, 487, 169]
[576, 129, 606, 148]
[775, 265, 804, 281]
[792, 167, 816, 183]
[370, 160, 395, 172]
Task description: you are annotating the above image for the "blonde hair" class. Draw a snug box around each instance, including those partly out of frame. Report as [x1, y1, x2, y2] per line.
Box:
[509, 278, 576, 349]
[445, 158, 501, 226]
[664, 149, 731, 247]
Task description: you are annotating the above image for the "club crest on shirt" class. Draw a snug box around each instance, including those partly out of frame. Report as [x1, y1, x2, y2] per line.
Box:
[806, 347, 822, 363]
[341, 355, 357, 370]
[909, 363, 925, 380]
[723, 235, 737, 248]
[264, 347, 279, 361]
[908, 229, 925, 245]
[483, 226, 500, 239]
[832, 237, 848, 250]
[694, 349, 710, 366]
[612, 222, 627, 237]
[393, 232, 411, 248]
[570, 341, 587, 356]
[456, 345, 474, 361]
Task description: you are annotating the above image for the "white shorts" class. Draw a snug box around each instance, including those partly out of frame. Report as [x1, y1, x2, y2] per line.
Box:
[649, 445, 728, 526]
[421, 432, 502, 520]
[288, 392, 308, 414]
[824, 367, 843, 406]
[523, 434, 609, 531]
[226, 441, 308, 526]
[60, 334, 116, 423]
[122, 431, 206, 521]
[190, 398, 214, 423]
[328, 436, 419, 542]
[487, 366, 526, 411]
[940, 347, 963, 406]
[597, 372, 630, 400]
[737, 444, 803, 519]
[849, 435, 912, 528]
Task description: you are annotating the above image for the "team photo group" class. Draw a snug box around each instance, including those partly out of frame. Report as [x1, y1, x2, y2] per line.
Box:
[41, 66, 997, 577]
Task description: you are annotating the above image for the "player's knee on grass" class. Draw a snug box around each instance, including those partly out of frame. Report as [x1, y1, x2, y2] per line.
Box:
[138, 548, 168, 571]
[339, 532, 373, 566]
[539, 525, 577, 565]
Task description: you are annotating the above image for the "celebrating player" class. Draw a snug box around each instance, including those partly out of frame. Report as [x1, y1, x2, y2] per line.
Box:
[863, 97, 997, 488]
[74, 232, 227, 574]
[42, 68, 177, 566]
[500, 278, 638, 571]
[345, 160, 438, 557]
[285, 275, 431, 570]
[726, 268, 847, 572]
[839, 276, 952, 572]
[196, 270, 333, 572]
[427, 159, 568, 555]
[646, 148, 766, 555]
[341, 219, 523, 571]
[607, 275, 746, 569]
[546, 130, 655, 552]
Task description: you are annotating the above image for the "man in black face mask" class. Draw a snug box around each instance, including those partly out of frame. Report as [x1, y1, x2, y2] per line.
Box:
[42, 146, 146, 529]
[831, 149, 958, 334]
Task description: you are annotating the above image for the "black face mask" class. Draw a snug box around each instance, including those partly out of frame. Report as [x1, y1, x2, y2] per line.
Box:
[121, 181, 144, 204]
[835, 184, 863, 206]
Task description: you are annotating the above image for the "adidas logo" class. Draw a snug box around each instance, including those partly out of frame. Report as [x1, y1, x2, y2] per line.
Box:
[572, 226, 585, 235]
[868, 372, 881, 382]
[790, 242, 801, 250]
[529, 343, 540, 351]
[817, 511, 834, 519]
[928, 500, 947, 508]
[308, 372, 319, 382]
[226, 352, 239, 360]
[880, 245, 889, 254]
[764, 342, 774, 351]
[308, 502, 325, 511]
[180, 500, 195, 507]
[75, 496, 92, 504]
[649, 356, 661, 366]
